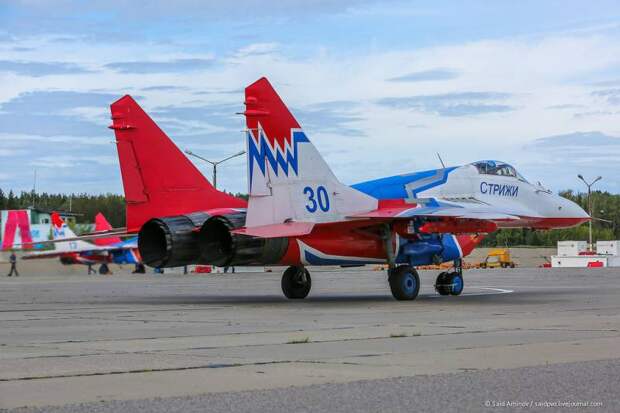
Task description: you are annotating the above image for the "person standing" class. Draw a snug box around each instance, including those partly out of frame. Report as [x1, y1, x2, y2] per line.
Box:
[7, 252, 19, 277]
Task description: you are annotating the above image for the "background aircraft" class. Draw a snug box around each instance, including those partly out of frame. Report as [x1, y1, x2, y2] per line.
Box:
[109, 78, 588, 300]
[23, 212, 142, 274]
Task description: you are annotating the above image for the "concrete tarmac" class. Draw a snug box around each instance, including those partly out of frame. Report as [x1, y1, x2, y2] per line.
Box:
[1, 266, 619, 411]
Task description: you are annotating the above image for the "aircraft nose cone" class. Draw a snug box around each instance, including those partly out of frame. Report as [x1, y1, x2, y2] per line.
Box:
[563, 197, 589, 220]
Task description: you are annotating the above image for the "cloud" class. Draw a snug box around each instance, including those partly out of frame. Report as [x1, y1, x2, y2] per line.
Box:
[521, 131, 620, 192]
[1, 90, 119, 113]
[589, 79, 620, 87]
[376, 92, 513, 117]
[1, 3, 620, 194]
[151, 102, 242, 130]
[546, 103, 583, 110]
[141, 85, 188, 92]
[387, 68, 459, 82]
[231, 43, 279, 59]
[193, 88, 244, 96]
[30, 155, 118, 169]
[104, 58, 215, 74]
[0, 133, 110, 146]
[591, 88, 620, 105]
[573, 110, 619, 119]
[0, 60, 93, 77]
[292, 101, 365, 136]
[0, 90, 119, 137]
[11, 47, 36, 52]
[526, 131, 620, 148]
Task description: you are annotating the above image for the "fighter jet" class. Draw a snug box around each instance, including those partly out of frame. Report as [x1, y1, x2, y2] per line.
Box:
[22, 212, 142, 274]
[108, 77, 589, 300]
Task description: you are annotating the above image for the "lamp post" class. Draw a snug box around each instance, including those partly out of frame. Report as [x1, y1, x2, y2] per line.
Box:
[577, 174, 602, 251]
[185, 149, 246, 189]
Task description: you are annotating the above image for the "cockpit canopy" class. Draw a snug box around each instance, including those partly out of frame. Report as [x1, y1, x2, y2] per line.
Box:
[472, 160, 528, 182]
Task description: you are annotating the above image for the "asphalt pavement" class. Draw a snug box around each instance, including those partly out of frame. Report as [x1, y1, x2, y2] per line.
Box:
[1, 266, 619, 411]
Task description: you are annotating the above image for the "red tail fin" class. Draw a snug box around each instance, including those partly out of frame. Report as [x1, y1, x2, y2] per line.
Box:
[245, 77, 301, 151]
[109, 95, 246, 231]
[93, 213, 122, 246]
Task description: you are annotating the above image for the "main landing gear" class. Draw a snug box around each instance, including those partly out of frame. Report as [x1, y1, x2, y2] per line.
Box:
[281, 266, 312, 299]
[388, 265, 420, 301]
[434, 259, 464, 296]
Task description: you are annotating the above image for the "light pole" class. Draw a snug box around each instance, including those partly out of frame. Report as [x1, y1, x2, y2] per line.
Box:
[577, 174, 602, 251]
[185, 149, 246, 189]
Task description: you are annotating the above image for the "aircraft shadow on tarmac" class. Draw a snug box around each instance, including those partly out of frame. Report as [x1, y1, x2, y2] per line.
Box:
[106, 289, 572, 306]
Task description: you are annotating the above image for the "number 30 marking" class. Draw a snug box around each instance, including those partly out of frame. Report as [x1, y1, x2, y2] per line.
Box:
[304, 186, 330, 213]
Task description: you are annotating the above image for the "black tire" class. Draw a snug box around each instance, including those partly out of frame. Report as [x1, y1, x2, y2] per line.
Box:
[133, 264, 146, 274]
[388, 265, 420, 301]
[99, 264, 110, 275]
[435, 272, 451, 296]
[281, 266, 311, 299]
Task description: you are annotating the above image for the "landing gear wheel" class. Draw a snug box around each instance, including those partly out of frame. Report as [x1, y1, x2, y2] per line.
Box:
[99, 263, 110, 275]
[388, 265, 420, 301]
[435, 272, 451, 296]
[448, 272, 464, 296]
[133, 263, 146, 274]
[435, 272, 464, 296]
[281, 266, 311, 299]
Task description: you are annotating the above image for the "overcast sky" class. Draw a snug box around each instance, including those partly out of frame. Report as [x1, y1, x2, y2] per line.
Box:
[1, 0, 619, 195]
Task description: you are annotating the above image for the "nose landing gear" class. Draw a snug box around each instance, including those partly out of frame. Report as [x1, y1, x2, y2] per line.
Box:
[434, 259, 464, 296]
[281, 266, 312, 299]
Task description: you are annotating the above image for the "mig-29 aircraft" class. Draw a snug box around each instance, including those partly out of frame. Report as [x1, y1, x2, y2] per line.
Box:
[23, 212, 142, 274]
[107, 77, 589, 300]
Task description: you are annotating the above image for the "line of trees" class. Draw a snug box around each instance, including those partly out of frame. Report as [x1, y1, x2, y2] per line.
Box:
[0, 188, 618, 246]
[0, 189, 125, 227]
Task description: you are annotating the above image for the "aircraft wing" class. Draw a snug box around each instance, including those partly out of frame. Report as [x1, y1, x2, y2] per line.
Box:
[21, 248, 107, 260]
[349, 198, 525, 222]
[19, 229, 133, 248]
[22, 250, 72, 260]
[233, 198, 526, 239]
[22, 238, 138, 260]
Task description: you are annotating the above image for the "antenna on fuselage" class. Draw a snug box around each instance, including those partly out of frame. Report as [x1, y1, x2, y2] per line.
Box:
[436, 153, 446, 169]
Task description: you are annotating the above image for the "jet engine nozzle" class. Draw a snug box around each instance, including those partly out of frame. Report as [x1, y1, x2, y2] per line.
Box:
[198, 213, 288, 267]
[138, 211, 212, 268]
[138, 210, 289, 268]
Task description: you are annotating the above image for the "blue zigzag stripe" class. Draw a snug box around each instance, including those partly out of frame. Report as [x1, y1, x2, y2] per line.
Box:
[248, 130, 309, 188]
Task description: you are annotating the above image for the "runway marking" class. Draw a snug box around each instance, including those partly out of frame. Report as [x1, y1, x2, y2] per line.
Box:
[427, 287, 514, 298]
[478, 287, 514, 294]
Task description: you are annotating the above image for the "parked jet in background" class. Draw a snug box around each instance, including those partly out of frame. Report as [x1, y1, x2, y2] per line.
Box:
[108, 77, 588, 300]
[23, 213, 142, 274]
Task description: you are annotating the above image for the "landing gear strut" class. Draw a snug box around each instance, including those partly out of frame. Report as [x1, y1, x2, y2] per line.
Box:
[388, 265, 420, 301]
[381, 224, 421, 301]
[281, 266, 312, 299]
[434, 259, 464, 296]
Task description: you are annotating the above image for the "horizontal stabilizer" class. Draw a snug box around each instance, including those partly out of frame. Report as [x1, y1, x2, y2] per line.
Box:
[94, 213, 122, 246]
